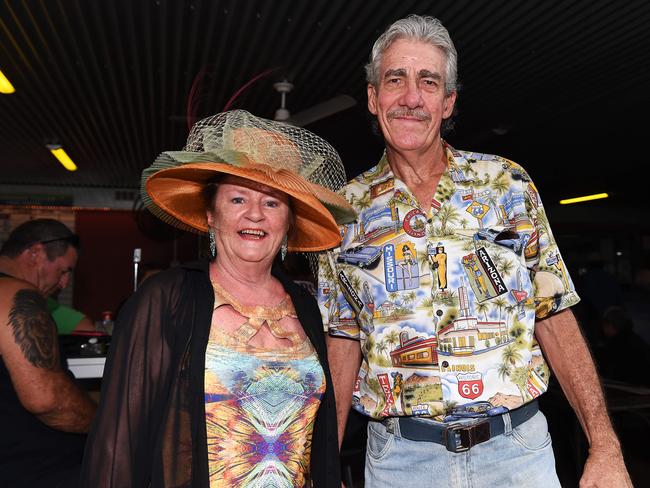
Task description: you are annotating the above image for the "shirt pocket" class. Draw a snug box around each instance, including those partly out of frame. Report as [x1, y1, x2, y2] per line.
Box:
[453, 226, 532, 305]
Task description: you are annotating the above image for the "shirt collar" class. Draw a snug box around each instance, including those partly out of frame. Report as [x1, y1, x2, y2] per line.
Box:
[377, 141, 470, 192]
[380, 140, 459, 179]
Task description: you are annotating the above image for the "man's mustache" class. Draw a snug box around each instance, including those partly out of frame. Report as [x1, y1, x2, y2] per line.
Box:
[387, 108, 431, 121]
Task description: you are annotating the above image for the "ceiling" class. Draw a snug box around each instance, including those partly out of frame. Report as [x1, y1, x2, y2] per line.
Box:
[1, 0, 649, 209]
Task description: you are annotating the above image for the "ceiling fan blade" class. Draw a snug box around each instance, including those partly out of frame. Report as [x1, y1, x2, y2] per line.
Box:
[290, 95, 356, 127]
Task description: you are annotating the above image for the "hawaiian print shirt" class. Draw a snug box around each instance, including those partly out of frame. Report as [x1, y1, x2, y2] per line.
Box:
[318, 144, 580, 422]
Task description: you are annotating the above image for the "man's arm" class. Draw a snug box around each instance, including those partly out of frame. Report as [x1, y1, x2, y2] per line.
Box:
[49, 297, 97, 334]
[0, 284, 96, 432]
[326, 334, 362, 449]
[535, 308, 632, 487]
[71, 315, 97, 333]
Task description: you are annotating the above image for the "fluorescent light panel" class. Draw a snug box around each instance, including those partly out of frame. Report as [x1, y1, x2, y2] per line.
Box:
[0, 70, 15, 94]
[559, 193, 608, 205]
[47, 145, 78, 171]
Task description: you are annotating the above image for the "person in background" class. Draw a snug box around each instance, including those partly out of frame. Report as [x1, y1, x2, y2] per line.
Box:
[572, 254, 624, 344]
[624, 267, 650, 345]
[319, 14, 631, 487]
[47, 294, 96, 334]
[595, 306, 650, 387]
[81, 110, 356, 487]
[0, 218, 97, 488]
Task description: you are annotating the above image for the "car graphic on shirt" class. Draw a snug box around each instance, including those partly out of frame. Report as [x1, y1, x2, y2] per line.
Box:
[443, 400, 509, 422]
[337, 245, 382, 268]
[473, 228, 528, 255]
[501, 162, 531, 182]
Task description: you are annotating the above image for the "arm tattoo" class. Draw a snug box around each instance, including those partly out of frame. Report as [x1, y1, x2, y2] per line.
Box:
[8, 289, 59, 369]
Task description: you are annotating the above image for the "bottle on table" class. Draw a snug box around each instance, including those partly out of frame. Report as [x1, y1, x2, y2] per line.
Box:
[98, 311, 114, 335]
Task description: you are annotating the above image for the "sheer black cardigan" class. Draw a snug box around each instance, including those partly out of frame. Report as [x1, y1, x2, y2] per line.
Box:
[80, 260, 340, 487]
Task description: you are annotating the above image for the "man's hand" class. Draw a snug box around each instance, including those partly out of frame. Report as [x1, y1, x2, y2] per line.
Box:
[535, 309, 632, 486]
[580, 446, 632, 487]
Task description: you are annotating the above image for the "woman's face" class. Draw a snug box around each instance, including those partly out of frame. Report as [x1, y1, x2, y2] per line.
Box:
[207, 175, 291, 266]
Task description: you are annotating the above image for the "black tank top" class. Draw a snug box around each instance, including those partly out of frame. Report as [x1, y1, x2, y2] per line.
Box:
[0, 272, 86, 487]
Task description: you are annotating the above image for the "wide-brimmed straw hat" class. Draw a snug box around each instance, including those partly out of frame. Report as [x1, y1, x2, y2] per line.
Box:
[141, 110, 356, 252]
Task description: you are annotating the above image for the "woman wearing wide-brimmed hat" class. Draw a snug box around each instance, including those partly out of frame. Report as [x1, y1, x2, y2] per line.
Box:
[80, 110, 356, 488]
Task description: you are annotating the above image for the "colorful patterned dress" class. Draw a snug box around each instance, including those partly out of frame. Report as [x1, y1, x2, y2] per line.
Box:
[205, 286, 325, 487]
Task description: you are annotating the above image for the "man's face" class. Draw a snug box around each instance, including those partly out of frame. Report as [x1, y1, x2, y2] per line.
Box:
[368, 39, 456, 156]
[35, 245, 78, 297]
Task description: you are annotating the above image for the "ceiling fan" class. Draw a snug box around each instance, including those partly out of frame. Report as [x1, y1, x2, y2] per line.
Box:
[169, 69, 356, 129]
[272, 80, 356, 127]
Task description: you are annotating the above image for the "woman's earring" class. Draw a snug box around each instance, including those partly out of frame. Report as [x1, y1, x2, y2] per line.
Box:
[280, 235, 288, 261]
[208, 227, 216, 258]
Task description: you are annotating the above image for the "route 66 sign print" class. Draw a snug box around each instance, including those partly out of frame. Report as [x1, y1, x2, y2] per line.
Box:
[457, 372, 484, 400]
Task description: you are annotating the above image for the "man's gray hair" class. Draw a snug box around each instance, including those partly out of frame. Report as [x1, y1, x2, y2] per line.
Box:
[365, 15, 458, 96]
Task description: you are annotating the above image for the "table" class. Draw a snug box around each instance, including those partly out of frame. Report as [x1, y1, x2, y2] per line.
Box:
[67, 356, 106, 379]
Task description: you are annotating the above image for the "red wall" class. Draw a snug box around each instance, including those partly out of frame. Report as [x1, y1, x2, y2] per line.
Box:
[73, 210, 199, 321]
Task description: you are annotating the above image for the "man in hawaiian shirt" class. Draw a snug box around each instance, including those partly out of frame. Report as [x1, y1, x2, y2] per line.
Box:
[319, 14, 631, 487]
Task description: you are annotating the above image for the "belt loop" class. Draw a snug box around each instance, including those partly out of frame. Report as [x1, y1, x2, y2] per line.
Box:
[387, 417, 402, 438]
[381, 418, 395, 436]
[502, 411, 513, 436]
[381, 417, 403, 438]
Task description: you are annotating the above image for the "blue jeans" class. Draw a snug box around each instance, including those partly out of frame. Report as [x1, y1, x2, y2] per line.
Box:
[365, 411, 561, 487]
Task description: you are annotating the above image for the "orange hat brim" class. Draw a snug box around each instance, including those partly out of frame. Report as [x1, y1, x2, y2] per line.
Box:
[146, 162, 343, 252]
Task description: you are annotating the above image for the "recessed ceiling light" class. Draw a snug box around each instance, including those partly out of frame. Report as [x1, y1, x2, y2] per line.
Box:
[0, 70, 15, 94]
[46, 144, 77, 171]
[559, 193, 608, 205]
